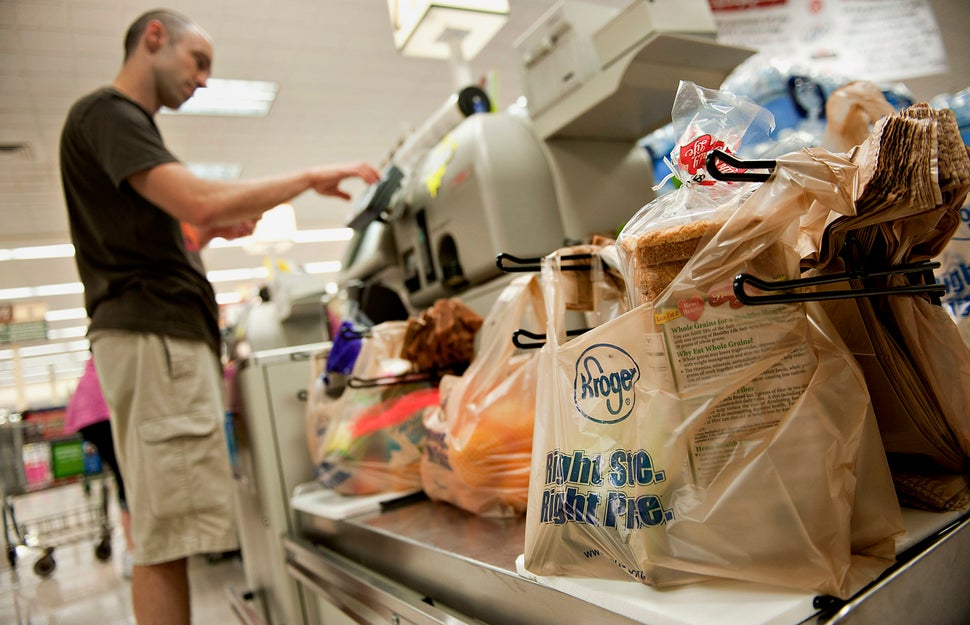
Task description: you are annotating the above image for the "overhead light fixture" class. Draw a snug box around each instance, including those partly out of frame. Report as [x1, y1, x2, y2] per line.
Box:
[216, 292, 245, 306]
[161, 78, 279, 117]
[388, 0, 509, 85]
[244, 204, 297, 255]
[0, 282, 83, 300]
[303, 261, 342, 274]
[45, 308, 87, 322]
[0, 339, 90, 359]
[207, 227, 352, 249]
[187, 162, 242, 180]
[0, 244, 75, 261]
[206, 267, 270, 284]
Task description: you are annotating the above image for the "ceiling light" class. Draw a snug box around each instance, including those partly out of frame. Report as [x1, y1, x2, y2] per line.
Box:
[293, 229, 354, 243]
[389, 1, 510, 60]
[206, 267, 270, 284]
[244, 204, 297, 255]
[303, 261, 342, 274]
[0, 244, 75, 261]
[187, 162, 243, 179]
[207, 227, 353, 249]
[45, 308, 87, 322]
[216, 292, 244, 305]
[46, 326, 89, 340]
[5, 340, 90, 359]
[160, 78, 279, 117]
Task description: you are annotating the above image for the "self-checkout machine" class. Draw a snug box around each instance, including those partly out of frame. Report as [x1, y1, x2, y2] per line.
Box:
[338, 0, 755, 321]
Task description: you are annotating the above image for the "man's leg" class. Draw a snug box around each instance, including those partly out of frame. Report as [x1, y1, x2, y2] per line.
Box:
[131, 558, 189, 625]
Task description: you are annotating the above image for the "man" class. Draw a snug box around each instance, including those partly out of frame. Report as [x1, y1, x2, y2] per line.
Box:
[59, 9, 380, 625]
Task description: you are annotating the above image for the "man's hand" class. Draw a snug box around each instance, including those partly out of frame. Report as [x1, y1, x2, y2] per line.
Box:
[308, 161, 381, 200]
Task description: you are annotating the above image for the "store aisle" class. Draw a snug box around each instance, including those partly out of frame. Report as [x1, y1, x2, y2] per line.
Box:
[1, 480, 247, 625]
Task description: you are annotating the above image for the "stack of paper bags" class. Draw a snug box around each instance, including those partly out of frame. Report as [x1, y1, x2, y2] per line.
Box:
[803, 104, 970, 511]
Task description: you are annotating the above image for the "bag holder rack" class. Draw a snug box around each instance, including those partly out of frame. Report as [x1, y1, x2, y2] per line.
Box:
[346, 371, 438, 389]
[705, 149, 946, 307]
[496, 253, 599, 350]
[494, 148, 945, 348]
[496, 252, 601, 273]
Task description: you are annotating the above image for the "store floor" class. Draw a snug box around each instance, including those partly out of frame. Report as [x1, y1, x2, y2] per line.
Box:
[1, 479, 247, 625]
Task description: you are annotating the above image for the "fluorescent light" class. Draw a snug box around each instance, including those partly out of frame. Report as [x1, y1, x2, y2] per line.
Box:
[0, 283, 83, 300]
[34, 283, 85, 297]
[46, 326, 89, 340]
[245, 204, 297, 255]
[293, 228, 354, 243]
[187, 162, 242, 180]
[216, 292, 244, 305]
[9, 340, 90, 359]
[206, 267, 270, 284]
[303, 261, 342, 274]
[0, 244, 75, 261]
[161, 78, 279, 117]
[46, 308, 87, 322]
[0, 287, 33, 300]
[207, 227, 352, 249]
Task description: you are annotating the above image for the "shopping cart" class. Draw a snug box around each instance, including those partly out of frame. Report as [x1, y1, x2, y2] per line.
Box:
[1, 412, 113, 577]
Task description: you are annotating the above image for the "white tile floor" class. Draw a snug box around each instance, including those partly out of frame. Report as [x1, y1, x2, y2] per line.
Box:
[1, 478, 247, 625]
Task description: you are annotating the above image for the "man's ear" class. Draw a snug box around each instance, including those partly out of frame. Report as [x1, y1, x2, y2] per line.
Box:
[144, 20, 166, 53]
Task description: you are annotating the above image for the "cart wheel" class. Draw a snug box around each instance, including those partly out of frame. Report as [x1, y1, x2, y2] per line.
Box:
[6, 546, 16, 567]
[94, 537, 112, 561]
[33, 549, 55, 578]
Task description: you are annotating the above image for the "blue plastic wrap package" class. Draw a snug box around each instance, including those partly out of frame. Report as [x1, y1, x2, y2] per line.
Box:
[642, 55, 915, 196]
[931, 88, 970, 346]
[324, 320, 364, 396]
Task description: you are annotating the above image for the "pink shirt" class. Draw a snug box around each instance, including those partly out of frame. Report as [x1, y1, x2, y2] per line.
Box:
[64, 358, 111, 433]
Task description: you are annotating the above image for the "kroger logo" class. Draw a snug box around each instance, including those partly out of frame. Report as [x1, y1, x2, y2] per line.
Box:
[573, 343, 640, 424]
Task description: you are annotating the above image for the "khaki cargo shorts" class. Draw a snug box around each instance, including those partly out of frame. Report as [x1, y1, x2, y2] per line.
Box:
[90, 330, 238, 565]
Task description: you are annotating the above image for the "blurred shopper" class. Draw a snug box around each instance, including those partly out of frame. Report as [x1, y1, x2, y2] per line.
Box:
[58, 9, 380, 625]
[65, 356, 136, 579]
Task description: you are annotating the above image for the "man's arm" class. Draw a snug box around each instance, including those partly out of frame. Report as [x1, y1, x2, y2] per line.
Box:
[127, 160, 380, 227]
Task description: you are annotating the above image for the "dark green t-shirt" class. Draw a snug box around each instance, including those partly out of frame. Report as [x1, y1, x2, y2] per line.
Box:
[60, 87, 220, 356]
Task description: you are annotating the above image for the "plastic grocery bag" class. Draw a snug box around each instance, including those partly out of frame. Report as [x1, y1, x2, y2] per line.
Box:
[312, 321, 434, 496]
[420, 275, 544, 517]
[523, 149, 903, 598]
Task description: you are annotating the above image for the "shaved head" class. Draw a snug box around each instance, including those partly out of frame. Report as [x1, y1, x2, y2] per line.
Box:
[123, 9, 194, 60]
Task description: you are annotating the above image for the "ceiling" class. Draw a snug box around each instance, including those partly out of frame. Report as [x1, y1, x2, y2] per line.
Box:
[1, 0, 968, 404]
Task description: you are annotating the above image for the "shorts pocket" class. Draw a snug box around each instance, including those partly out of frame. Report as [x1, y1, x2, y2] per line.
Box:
[137, 412, 231, 520]
[161, 335, 204, 381]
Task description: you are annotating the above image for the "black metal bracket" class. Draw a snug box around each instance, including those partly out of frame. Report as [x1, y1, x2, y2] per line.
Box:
[496, 252, 598, 274]
[511, 328, 590, 350]
[705, 149, 775, 183]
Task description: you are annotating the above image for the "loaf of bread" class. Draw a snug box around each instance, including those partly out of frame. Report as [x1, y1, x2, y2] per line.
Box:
[621, 219, 721, 302]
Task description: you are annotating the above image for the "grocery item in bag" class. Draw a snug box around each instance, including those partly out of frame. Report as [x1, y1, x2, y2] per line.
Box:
[421, 275, 544, 517]
[524, 147, 902, 599]
[312, 321, 431, 495]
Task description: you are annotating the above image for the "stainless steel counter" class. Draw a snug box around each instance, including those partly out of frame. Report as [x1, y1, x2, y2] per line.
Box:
[285, 495, 970, 625]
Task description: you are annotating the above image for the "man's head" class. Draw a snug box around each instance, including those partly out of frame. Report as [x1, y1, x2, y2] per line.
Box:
[122, 9, 213, 112]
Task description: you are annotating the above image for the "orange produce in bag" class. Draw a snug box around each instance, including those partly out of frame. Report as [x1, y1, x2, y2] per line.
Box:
[421, 275, 544, 517]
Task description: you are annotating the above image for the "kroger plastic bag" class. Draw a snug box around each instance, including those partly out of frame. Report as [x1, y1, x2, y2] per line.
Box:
[523, 144, 903, 598]
[312, 321, 435, 495]
[421, 275, 544, 517]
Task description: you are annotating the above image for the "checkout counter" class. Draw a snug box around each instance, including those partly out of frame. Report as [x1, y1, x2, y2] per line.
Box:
[226, 2, 970, 624]
[284, 496, 970, 625]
